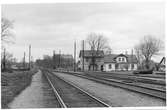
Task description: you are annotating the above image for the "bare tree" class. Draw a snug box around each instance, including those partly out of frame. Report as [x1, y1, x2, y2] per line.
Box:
[1, 17, 15, 71]
[1, 17, 14, 47]
[86, 32, 111, 71]
[135, 35, 163, 70]
[134, 45, 144, 67]
[87, 33, 110, 51]
[1, 50, 13, 71]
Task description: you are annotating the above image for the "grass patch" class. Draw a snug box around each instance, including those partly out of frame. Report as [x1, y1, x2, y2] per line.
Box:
[1, 68, 38, 109]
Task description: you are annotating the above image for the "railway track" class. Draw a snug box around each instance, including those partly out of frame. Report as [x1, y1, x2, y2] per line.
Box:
[55, 71, 166, 100]
[96, 72, 165, 79]
[86, 74, 166, 92]
[85, 72, 166, 86]
[42, 70, 110, 108]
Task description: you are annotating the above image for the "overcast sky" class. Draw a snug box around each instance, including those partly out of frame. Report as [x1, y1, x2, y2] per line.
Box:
[2, 2, 165, 62]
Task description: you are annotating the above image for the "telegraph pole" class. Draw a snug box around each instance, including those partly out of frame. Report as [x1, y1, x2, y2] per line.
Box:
[31, 56, 33, 68]
[131, 49, 133, 61]
[59, 50, 61, 68]
[74, 41, 76, 72]
[53, 50, 56, 69]
[131, 49, 133, 70]
[23, 52, 26, 69]
[82, 40, 84, 71]
[3, 48, 6, 71]
[29, 45, 31, 70]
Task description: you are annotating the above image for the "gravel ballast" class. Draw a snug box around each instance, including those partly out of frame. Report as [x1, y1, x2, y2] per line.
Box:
[53, 72, 165, 107]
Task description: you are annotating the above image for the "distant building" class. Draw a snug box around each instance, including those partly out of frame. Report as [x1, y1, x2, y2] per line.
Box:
[57, 54, 73, 68]
[78, 50, 138, 71]
[60, 54, 74, 68]
[52, 53, 74, 69]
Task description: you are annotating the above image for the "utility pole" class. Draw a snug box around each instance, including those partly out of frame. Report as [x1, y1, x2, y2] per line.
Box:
[29, 45, 31, 70]
[3, 48, 6, 71]
[31, 56, 33, 68]
[131, 49, 133, 70]
[59, 50, 61, 68]
[53, 50, 56, 69]
[23, 52, 26, 69]
[131, 49, 133, 61]
[82, 40, 84, 71]
[74, 41, 76, 72]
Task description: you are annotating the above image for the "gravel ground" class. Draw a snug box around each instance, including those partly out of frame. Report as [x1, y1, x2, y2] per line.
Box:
[53, 72, 166, 107]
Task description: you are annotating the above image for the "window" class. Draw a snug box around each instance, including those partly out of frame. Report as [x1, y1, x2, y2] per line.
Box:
[119, 58, 121, 61]
[131, 64, 134, 69]
[122, 58, 125, 62]
[109, 64, 112, 69]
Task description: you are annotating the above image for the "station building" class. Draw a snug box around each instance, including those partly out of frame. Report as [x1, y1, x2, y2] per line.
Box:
[78, 50, 138, 71]
[78, 50, 104, 71]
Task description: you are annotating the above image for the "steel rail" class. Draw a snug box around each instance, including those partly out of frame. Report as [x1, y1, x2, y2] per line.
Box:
[87, 74, 166, 92]
[48, 71, 110, 107]
[43, 72, 67, 108]
[57, 71, 165, 92]
[55, 71, 166, 100]
[86, 73, 166, 86]
[66, 71, 166, 92]
[89, 72, 166, 83]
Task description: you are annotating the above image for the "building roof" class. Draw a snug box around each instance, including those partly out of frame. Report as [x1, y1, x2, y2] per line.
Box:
[79, 50, 104, 57]
[104, 54, 117, 63]
[104, 54, 138, 63]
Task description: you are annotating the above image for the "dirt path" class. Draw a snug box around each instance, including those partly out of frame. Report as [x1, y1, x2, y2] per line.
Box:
[8, 70, 60, 108]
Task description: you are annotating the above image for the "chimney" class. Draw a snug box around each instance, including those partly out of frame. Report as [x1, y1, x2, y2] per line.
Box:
[131, 49, 133, 63]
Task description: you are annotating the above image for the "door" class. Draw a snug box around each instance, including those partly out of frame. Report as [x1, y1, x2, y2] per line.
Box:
[101, 65, 103, 71]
